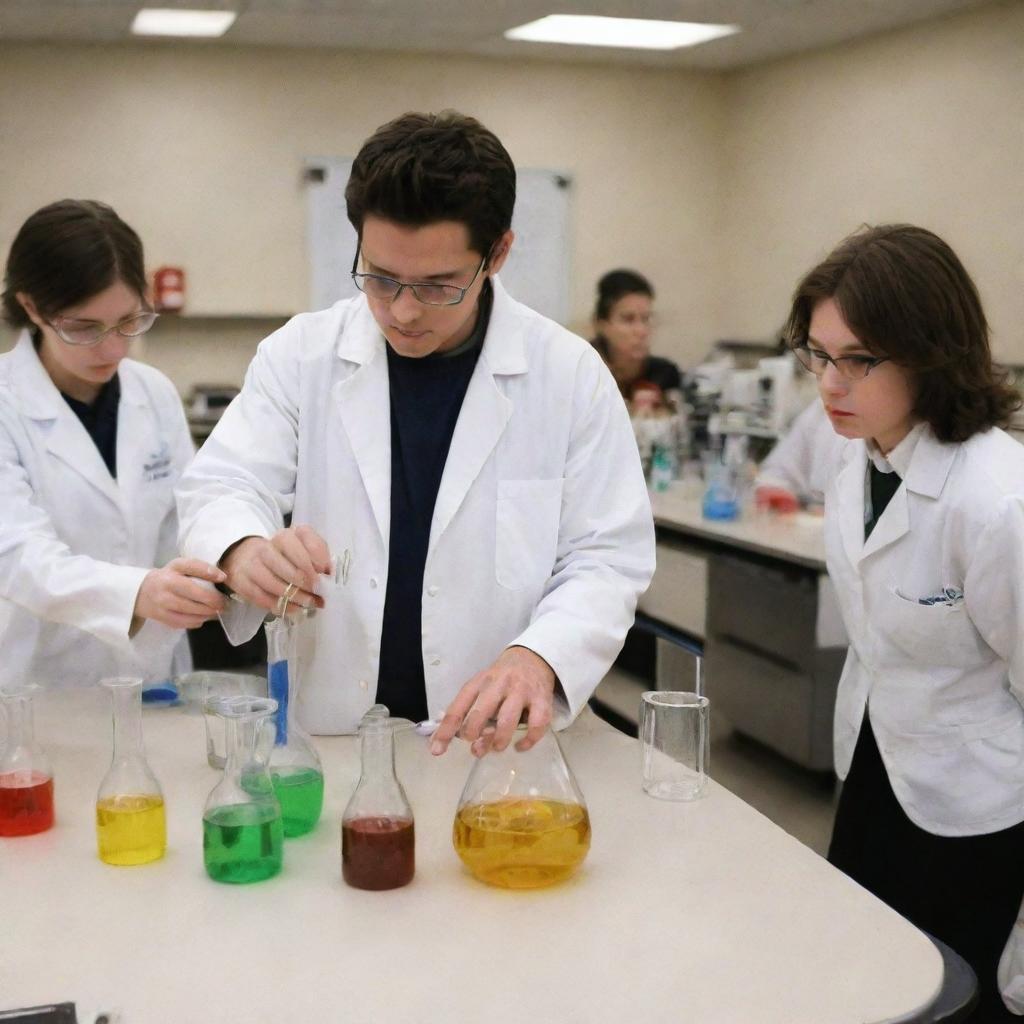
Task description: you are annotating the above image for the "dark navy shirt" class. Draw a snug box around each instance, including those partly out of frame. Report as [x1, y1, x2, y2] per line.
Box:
[375, 286, 493, 721]
[61, 374, 121, 479]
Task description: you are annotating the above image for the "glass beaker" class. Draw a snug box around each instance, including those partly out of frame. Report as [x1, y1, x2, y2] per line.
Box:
[341, 704, 415, 891]
[202, 695, 283, 884]
[265, 618, 324, 838]
[195, 672, 267, 768]
[0, 684, 54, 837]
[453, 729, 591, 889]
[96, 676, 167, 865]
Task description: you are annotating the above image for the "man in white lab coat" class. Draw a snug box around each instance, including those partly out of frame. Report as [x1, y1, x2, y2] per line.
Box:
[176, 111, 655, 755]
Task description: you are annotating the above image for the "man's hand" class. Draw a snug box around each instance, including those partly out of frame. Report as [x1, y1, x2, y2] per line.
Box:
[220, 525, 332, 615]
[430, 646, 557, 758]
[133, 558, 228, 630]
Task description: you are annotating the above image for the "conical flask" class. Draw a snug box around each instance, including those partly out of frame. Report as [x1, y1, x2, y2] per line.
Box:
[96, 676, 166, 865]
[265, 617, 324, 837]
[202, 695, 283, 884]
[341, 704, 415, 890]
[453, 729, 591, 889]
[0, 684, 54, 837]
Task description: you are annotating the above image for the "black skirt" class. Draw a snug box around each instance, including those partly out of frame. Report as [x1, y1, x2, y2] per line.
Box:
[829, 713, 1024, 1021]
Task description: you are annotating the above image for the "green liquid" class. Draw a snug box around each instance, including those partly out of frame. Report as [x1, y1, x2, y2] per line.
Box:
[203, 804, 283, 884]
[271, 766, 324, 838]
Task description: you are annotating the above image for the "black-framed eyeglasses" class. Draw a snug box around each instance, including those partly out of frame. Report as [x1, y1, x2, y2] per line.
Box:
[792, 343, 889, 382]
[46, 310, 159, 347]
[350, 246, 486, 307]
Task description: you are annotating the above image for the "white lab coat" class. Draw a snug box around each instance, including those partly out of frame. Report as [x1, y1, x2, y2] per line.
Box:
[0, 332, 193, 689]
[756, 398, 851, 502]
[826, 424, 1024, 836]
[176, 279, 656, 735]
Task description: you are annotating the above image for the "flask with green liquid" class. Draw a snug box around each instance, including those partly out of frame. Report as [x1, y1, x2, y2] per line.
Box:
[202, 695, 283, 884]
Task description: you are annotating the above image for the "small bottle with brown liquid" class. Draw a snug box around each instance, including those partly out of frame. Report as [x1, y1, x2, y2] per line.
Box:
[453, 728, 591, 890]
[342, 705, 414, 890]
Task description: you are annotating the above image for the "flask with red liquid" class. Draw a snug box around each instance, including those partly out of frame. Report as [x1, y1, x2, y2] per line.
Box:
[0, 684, 55, 837]
[341, 704, 414, 890]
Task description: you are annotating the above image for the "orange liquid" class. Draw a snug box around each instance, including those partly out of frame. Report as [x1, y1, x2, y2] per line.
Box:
[453, 798, 590, 889]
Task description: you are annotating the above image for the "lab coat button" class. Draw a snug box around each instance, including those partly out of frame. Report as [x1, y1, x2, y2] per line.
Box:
[359, 679, 368, 690]
[370, 577, 378, 589]
[427, 585, 439, 597]
[430, 657, 441, 667]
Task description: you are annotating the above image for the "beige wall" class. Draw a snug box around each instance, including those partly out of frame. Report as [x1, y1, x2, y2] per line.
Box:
[0, 43, 726, 389]
[718, 0, 1024, 359]
[0, 1, 1020, 392]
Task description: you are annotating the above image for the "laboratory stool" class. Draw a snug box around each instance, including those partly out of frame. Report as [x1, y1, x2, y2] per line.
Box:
[893, 931, 979, 1024]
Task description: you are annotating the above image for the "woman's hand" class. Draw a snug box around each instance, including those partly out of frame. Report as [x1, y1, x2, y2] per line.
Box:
[133, 558, 228, 630]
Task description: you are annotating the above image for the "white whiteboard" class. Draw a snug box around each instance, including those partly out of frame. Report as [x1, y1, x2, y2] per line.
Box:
[304, 158, 572, 324]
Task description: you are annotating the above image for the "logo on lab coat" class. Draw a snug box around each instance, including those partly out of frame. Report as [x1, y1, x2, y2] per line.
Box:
[143, 441, 173, 482]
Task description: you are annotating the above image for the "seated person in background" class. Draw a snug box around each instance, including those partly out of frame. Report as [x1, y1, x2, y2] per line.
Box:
[591, 269, 681, 413]
[754, 396, 850, 513]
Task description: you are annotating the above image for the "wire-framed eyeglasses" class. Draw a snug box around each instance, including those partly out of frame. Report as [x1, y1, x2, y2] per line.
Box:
[350, 247, 486, 307]
[47, 310, 159, 347]
[792, 343, 889, 381]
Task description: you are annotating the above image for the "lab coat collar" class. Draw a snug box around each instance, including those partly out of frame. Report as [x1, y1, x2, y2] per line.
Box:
[7, 331, 121, 507]
[901, 425, 958, 500]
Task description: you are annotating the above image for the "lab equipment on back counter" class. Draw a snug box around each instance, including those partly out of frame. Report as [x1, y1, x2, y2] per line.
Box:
[0, 684, 54, 837]
[185, 383, 240, 446]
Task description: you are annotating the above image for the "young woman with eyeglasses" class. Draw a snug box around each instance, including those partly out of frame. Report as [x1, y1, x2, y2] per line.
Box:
[788, 224, 1024, 1018]
[0, 199, 225, 690]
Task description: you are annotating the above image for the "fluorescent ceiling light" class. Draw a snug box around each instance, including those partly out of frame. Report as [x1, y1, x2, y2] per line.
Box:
[505, 14, 738, 51]
[131, 9, 237, 37]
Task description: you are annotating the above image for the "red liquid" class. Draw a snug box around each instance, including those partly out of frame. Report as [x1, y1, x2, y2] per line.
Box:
[342, 816, 415, 890]
[0, 772, 54, 836]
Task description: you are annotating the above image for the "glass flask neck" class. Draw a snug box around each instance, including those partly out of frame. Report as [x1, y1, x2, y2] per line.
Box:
[109, 681, 145, 762]
[1, 690, 36, 749]
[358, 721, 398, 783]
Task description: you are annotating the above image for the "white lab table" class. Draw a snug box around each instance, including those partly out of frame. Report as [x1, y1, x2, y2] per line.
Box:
[1, 689, 941, 1023]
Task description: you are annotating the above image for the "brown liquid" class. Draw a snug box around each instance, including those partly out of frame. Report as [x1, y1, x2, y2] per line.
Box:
[342, 816, 415, 890]
[453, 798, 591, 889]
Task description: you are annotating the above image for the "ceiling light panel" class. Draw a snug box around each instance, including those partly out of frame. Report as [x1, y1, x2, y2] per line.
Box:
[131, 9, 238, 38]
[504, 15, 739, 51]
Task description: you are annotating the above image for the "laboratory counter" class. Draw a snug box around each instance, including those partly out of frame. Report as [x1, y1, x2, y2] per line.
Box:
[0, 689, 942, 1023]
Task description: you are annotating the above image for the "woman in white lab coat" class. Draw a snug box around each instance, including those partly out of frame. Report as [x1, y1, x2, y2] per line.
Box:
[0, 200, 225, 689]
[786, 224, 1024, 1019]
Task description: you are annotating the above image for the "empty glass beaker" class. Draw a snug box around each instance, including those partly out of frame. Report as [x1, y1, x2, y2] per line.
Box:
[342, 705, 415, 891]
[265, 618, 324, 837]
[96, 676, 166, 865]
[202, 695, 283, 884]
[0, 684, 54, 837]
[453, 729, 590, 889]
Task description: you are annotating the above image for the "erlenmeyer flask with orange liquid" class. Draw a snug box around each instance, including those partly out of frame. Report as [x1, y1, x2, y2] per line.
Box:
[0, 684, 54, 837]
[453, 727, 591, 889]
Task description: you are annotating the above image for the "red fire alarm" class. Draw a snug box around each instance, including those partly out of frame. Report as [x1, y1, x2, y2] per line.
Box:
[153, 266, 186, 313]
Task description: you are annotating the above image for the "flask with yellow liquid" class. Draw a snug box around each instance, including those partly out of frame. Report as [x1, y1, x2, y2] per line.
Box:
[453, 727, 590, 890]
[96, 676, 166, 866]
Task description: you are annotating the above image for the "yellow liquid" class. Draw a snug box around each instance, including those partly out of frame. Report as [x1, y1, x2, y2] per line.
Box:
[453, 798, 591, 889]
[96, 794, 167, 866]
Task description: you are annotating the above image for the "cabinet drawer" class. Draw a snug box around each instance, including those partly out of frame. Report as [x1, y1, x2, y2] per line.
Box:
[639, 539, 707, 639]
[707, 554, 817, 668]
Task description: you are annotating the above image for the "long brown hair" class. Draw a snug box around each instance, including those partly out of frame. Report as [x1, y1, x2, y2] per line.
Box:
[785, 224, 1019, 442]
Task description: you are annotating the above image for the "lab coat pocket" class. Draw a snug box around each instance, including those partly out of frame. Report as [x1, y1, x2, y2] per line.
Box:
[495, 478, 563, 591]
[879, 586, 987, 668]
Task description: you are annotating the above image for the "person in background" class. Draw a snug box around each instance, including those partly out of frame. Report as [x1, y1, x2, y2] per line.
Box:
[787, 223, 1024, 1019]
[176, 111, 655, 757]
[754, 397, 850, 513]
[0, 200, 225, 690]
[591, 269, 682, 413]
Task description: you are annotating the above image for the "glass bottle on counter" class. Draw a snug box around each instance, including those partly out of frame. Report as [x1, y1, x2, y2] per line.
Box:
[0, 684, 54, 837]
[202, 695, 283, 884]
[95, 676, 167, 865]
[342, 704, 415, 891]
[453, 729, 591, 890]
[265, 617, 324, 838]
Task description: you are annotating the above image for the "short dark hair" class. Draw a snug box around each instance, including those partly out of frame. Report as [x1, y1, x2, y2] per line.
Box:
[345, 110, 516, 261]
[2, 199, 148, 331]
[594, 269, 654, 321]
[785, 224, 1019, 443]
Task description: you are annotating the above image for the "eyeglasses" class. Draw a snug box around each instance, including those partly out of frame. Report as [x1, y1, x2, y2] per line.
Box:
[350, 247, 486, 307]
[792, 343, 889, 381]
[46, 310, 159, 347]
